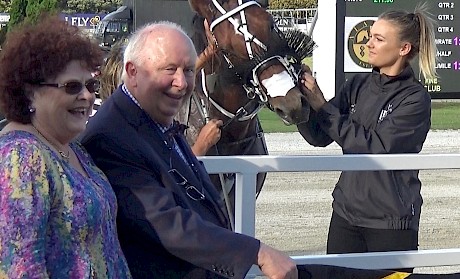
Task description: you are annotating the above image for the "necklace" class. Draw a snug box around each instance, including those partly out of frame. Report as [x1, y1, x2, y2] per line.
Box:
[32, 125, 70, 160]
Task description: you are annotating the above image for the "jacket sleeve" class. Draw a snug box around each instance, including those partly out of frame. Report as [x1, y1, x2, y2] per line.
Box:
[83, 133, 260, 279]
[296, 78, 354, 148]
[296, 108, 334, 147]
[313, 79, 431, 154]
[0, 142, 50, 279]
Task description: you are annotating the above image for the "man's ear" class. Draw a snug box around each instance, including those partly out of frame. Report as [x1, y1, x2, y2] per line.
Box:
[400, 42, 412, 57]
[124, 61, 138, 86]
[125, 62, 136, 77]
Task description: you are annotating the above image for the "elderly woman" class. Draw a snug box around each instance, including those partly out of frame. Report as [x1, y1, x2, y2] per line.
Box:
[0, 16, 132, 278]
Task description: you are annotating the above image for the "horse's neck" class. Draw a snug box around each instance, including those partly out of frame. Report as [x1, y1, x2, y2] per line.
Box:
[180, 58, 260, 148]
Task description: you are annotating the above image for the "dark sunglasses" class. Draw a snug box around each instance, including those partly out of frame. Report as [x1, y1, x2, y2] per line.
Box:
[39, 79, 100, 95]
[168, 169, 205, 201]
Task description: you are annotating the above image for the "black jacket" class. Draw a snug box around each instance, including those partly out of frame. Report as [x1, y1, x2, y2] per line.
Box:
[297, 65, 431, 230]
[80, 87, 259, 279]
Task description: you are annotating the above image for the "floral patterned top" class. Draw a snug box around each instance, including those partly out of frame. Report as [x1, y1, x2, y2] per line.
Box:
[0, 131, 132, 279]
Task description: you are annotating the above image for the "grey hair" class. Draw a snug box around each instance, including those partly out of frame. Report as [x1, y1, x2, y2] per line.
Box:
[378, 2, 438, 80]
[121, 21, 192, 82]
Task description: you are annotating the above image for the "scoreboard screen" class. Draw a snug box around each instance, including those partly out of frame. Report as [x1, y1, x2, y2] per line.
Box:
[341, 0, 460, 98]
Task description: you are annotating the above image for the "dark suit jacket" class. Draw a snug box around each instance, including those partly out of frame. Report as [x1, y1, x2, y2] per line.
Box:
[80, 87, 260, 279]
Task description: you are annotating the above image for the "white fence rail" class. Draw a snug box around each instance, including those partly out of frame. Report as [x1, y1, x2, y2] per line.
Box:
[200, 154, 460, 276]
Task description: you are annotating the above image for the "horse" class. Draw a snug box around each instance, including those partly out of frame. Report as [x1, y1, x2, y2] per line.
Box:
[178, 0, 316, 227]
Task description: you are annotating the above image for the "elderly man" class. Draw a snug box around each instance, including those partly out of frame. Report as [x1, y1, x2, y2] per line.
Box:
[81, 21, 297, 279]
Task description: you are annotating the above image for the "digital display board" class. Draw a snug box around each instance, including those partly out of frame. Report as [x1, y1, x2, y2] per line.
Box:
[342, 0, 460, 98]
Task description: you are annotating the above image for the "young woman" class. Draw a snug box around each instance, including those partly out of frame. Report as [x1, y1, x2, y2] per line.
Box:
[297, 5, 437, 272]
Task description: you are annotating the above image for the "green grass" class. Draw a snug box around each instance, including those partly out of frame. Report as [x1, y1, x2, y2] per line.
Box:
[259, 108, 298, 133]
[259, 102, 460, 133]
[302, 56, 313, 68]
[431, 102, 460, 130]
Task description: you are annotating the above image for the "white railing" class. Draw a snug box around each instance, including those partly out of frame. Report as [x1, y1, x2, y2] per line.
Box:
[200, 154, 460, 276]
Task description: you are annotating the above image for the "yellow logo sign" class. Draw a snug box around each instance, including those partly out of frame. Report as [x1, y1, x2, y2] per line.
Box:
[89, 16, 101, 27]
[347, 19, 374, 69]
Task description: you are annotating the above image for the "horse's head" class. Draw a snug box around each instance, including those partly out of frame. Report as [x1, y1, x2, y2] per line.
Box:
[189, 0, 315, 125]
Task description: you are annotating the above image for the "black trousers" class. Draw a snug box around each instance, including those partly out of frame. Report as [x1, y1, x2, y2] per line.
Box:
[326, 211, 418, 273]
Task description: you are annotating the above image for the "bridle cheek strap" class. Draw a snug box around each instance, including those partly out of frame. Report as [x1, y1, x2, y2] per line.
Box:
[199, 68, 263, 122]
[209, 0, 267, 58]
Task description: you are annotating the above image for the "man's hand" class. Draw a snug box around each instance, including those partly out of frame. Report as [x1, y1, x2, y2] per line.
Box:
[257, 242, 298, 279]
[192, 119, 223, 156]
[299, 65, 327, 111]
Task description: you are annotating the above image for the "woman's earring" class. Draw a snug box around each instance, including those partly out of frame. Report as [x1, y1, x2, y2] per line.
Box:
[29, 107, 36, 113]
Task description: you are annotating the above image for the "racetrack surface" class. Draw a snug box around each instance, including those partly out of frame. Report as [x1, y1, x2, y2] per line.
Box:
[256, 130, 460, 274]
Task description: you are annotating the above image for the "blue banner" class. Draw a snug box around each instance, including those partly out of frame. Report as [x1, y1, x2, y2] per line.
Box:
[0, 13, 107, 31]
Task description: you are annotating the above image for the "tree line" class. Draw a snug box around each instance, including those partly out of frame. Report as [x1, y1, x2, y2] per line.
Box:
[1, 0, 122, 14]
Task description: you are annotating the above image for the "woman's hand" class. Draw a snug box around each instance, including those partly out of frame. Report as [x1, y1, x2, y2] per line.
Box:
[191, 119, 223, 156]
[299, 65, 327, 111]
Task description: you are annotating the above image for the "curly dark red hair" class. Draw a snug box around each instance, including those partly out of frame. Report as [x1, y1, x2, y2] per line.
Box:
[0, 15, 104, 123]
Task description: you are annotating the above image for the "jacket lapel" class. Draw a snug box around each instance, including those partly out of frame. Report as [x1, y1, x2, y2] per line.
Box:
[112, 89, 231, 228]
[175, 135, 231, 227]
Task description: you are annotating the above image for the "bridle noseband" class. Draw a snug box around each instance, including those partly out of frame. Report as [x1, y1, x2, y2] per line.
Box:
[201, 0, 301, 125]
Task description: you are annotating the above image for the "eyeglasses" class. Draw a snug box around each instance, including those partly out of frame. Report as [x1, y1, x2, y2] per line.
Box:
[39, 79, 100, 95]
[168, 169, 205, 201]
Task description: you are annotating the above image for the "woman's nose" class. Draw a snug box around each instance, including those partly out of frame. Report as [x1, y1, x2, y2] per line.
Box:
[79, 86, 96, 101]
[366, 38, 373, 48]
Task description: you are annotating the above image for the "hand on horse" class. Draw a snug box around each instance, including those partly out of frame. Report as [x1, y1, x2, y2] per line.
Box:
[257, 242, 298, 279]
[191, 119, 223, 156]
[299, 65, 327, 112]
[195, 19, 218, 71]
[204, 19, 217, 52]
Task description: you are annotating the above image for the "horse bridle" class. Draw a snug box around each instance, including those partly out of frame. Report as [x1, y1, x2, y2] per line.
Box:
[202, 0, 301, 124]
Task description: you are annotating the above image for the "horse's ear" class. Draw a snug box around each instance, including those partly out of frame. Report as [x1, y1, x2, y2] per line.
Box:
[188, 0, 213, 19]
[188, 0, 202, 14]
[256, 0, 268, 8]
[188, 0, 196, 12]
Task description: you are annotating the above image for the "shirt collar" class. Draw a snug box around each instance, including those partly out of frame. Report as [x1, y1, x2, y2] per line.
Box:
[121, 84, 142, 109]
[121, 84, 188, 136]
